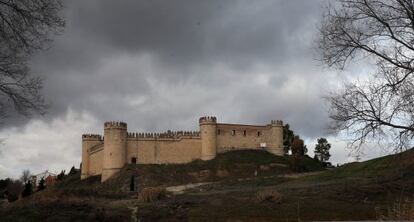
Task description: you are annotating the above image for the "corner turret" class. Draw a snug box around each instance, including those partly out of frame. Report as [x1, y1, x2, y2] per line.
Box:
[199, 116, 217, 160]
[81, 134, 102, 180]
[265, 120, 284, 155]
[101, 121, 127, 182]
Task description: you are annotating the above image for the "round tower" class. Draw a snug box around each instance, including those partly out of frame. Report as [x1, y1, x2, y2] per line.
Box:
[199, 116, 217, 161]
[101, 121, 127, 182]
[81, 134, 102, 180]
[266, 120, 284, 156]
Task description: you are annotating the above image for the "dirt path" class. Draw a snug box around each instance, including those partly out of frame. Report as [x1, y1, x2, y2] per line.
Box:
[128, 206, 138, 222]
[180, 171, 334, 196]
[166, 182, 214, 194]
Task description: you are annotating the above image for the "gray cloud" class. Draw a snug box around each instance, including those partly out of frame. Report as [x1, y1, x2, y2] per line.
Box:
[1, 0, 371, 178]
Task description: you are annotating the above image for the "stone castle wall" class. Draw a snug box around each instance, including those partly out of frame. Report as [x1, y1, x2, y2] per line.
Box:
[126, 135, 202, 164]
[216, 124, 269, 153]
[81, 117, 283, 182]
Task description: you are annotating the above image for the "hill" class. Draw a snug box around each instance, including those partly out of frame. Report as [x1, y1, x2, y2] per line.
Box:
[1, 149, 414, 221]
[53, 150, 323, 194]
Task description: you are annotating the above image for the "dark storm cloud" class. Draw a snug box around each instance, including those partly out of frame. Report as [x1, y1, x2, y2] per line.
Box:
[1, 0, 349, 178]
[28, 0, 327, 130]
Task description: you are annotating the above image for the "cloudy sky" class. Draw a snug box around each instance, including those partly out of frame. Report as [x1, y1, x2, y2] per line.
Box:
[0, 0, 391, 178]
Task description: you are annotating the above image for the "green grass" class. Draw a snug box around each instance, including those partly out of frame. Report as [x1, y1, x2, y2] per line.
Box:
[305, 148, 414, 182]
[3, 149, 414, 221]
[0, 201, 131, 222]
[103, 150, 324, 189]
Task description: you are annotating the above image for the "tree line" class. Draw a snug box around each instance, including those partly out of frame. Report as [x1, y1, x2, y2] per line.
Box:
[0, 166, 78, 203]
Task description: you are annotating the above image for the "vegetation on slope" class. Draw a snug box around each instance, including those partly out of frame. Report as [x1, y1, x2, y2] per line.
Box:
[308, 148, 414, 182]
[102, 150, 324, 191]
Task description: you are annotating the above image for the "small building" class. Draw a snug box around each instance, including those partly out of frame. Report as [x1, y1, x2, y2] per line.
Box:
[30, 170, 57, 188]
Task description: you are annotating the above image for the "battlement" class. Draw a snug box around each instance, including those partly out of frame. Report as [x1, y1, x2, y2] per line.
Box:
[82, 116, 284, 182]
[104, 121, 127, 129]
[270, 120, 283, 126]
[82, 134, 103, 140]
[127, 130, 200, 139]
[199, 116, 217, 124]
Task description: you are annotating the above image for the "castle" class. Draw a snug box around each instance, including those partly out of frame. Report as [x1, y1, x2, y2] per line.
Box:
[81, 116, 284, 182]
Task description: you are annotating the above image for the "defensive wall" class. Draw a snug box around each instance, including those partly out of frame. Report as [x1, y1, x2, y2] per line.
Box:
[81, 116, 283, 182]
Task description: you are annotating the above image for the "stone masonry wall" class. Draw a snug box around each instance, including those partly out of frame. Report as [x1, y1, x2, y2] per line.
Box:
[216, 124, 271, 153]
[126, 137, 202, 164]
[82, 117, 283, 181]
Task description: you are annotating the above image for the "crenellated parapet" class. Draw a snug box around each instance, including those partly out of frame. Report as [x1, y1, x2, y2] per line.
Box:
[127, 130, 201, 139]
[104, 121, 127, 129]
[199, 116, 217, 124]
[102, 121, 127, 182]
[82, 116, 285, 182]
[199, 116, 217, 160]
[82, 134, 102, 141]
[270, 120, 283, 126]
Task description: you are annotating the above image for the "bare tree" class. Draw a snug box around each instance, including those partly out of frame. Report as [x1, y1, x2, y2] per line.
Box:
[319, 0, 414, 151]
[0, 0, 64, 118]
[20, 169, 30, 184]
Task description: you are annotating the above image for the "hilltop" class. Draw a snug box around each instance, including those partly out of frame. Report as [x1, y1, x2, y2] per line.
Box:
[1, 149, 414, 221]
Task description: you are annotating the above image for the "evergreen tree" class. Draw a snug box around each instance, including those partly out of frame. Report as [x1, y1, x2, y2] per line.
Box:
[57, 170, 65, 181]
[69, 166, 77, 175]
[283, 124, 294, 155]
[38, 177, 46, 191]
[21, 181, 33, 197]
[130, 175, 135, 191]
[314, 138, 331, 163]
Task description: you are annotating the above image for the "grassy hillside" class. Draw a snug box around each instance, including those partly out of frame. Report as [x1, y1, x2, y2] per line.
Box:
[52, 150, 323, 194]
[133, 148, 414, 221]
[3, 149, 414, 221]
[307, 148, 414, 182]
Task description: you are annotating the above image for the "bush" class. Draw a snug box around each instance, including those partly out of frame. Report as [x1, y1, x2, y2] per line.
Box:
[255, 190, 282, 203]
[69, 166, 78, 175]
[378, 197, 414, 220]
[21, 181, 33, 198]
[57, 170, 65, 181]
[137, 187, 166, 202]
[289, 155, 306, 172]
[6, 180, 23, 202]
[38, 177, 46, 191]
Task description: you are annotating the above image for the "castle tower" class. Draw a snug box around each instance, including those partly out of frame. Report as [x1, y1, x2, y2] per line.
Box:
[199, 116, 217, 160]
[101, 121, 127, 182]
[265, 120, 284, 156]
[81, 134, 102, 180]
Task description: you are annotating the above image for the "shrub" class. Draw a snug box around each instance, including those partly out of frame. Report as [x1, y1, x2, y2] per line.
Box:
[57, 170, 65, 181]
[21, 181, 33, 198]
[6, 180, 23, 202]
[137, 187, 166, 202]
[130, 175, 135, 191]
[255, 190, 282, 203]
[38, 177, 46, 191]
[378, 197, 414, 220]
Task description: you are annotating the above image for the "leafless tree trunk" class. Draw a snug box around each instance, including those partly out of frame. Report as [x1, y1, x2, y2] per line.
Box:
[20, 169, 30, 184]
[0, 0, 64, 118]
[318, 0, 414, 151]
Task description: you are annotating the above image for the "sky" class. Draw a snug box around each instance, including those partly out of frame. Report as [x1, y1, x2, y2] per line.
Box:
[0, 0, 393, 179]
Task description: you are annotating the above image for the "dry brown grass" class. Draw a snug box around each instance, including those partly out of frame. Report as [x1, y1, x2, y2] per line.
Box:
[216, 169, 230, 177]
[255, 189, 282, 203]
[137, 187, 166, 203]
[378, 197, 414, 220]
